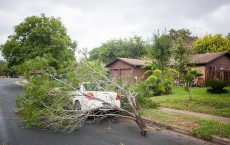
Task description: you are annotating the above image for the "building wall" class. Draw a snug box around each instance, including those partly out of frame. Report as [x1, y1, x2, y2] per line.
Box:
[193, 66, 205, 78]
[187, 55, 230, 84]
[205, 55, 230, 82]
[109, 60, 132, 69]
[108, 60, 149, 83]
[192, 66, 206, 86]
[193, 55, 230, 80]
[205, 55, 230, 71]
[132, 67, 149, 81]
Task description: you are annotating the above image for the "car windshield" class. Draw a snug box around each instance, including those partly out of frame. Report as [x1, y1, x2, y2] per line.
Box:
[83, 83, 104, 91]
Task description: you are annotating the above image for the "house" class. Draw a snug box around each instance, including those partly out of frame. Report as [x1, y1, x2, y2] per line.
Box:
[105, 58, 152, 82]
[169, 51, 230, 84]
[192, 51, 230, 83]
[106, 52, 230, 84]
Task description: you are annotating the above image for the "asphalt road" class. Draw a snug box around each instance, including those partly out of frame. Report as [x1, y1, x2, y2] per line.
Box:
[0, 78, 215, 145]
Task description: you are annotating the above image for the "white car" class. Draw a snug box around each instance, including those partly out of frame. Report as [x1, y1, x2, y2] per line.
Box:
[69, 83, 121, 111]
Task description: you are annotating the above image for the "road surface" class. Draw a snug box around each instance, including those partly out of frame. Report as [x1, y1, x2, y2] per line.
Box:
[0, 78, 215, 145]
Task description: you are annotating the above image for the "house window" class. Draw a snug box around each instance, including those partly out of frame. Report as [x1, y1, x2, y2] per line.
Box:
[209, 66, 216, 71]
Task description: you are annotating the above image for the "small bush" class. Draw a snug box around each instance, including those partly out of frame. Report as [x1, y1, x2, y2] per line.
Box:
[206, 88, 228, 94]
[143, 71, 173, 96]
[136, 96, 158, 109]
[206, 80, 228, 94]
[133, 82, 158, 108]
[136, 82, 153, 97]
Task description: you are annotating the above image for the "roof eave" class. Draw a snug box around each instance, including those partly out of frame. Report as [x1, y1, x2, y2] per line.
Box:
[203, 51, 229, 64]
[105, 58, 135, 67]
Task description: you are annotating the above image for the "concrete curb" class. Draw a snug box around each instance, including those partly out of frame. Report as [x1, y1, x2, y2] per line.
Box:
[212, 136, 230, 145]
[143, 117, 230, 145]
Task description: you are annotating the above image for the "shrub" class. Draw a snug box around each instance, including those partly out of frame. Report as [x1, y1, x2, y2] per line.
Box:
[136, 82, 153, 97]
[141, 70, 173, 96]
[145, 70, 165, 96]
[136, 96, 158, 109]
[133, 82, 158, 109]
[206, 80, 228, 94]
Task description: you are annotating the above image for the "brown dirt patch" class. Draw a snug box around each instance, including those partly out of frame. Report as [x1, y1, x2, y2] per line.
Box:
[168, 116, 200, 131]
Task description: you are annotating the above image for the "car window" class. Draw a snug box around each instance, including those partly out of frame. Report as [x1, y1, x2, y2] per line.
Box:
[81, 82, 106, 91]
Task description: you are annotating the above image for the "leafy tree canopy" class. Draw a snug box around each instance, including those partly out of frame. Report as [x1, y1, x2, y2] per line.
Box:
[1, 14, 77, 73]
[169, 28, 198, 45]
[151, 34, 172, 75]
[194, 34, 230, 53]
[89, 35, 151, 64]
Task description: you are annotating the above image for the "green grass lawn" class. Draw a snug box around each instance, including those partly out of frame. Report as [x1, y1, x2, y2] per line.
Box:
[150, 86, 230, 117]
[141, 109, 230, 140]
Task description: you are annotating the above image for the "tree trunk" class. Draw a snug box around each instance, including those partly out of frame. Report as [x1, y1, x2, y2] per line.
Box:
[187, 85, 192, 101]
[111, 82, 148, 135]
[125, 94, 148, 135]
[135, 115, 148, 135]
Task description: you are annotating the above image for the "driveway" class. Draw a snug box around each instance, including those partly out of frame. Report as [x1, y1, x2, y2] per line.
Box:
[0, 78, 214, 145]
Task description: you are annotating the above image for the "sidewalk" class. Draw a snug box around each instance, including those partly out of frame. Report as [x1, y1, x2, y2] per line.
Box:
[159, 107, 230, 123]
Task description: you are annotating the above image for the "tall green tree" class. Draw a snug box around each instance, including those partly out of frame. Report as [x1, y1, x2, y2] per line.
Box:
[142, 32, 175, 96]
[89, 35, 150, 64]
[194, 34, 230, 53]
[1, 14, 77, 73]
[172, 37, 196, 100]
[1, 14, 77, 131]
[151, 34, 172, 78]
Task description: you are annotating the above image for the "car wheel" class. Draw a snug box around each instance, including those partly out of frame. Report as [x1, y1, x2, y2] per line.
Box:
[74, 101, 81, 110]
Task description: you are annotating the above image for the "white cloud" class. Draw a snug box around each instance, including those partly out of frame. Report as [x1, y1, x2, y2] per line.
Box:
[1, 0, 230, 60]
[203, 4, 230, 35]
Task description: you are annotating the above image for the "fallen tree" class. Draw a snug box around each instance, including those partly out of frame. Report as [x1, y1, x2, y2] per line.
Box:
[16, 58, 148, 134]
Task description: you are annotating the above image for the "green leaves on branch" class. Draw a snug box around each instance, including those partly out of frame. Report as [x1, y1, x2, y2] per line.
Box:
[172, 37, 194, 80]
[194, 34, 230, 53]
[16, 77, 78, 130]
[19, 56, 54, 78]
[1, 14, 76, 74]
[145, 69, 173, 96]
[172, 37, 197, 100]
[140, 31, 179, 97]
[3, 14, 81, 131]
[151, 34, 172, 74]
[66, 60, 108, 87]
[89, 35, 150, 63]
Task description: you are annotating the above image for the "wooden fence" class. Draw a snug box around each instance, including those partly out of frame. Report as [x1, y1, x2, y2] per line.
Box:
[205, 70, 230, 82]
